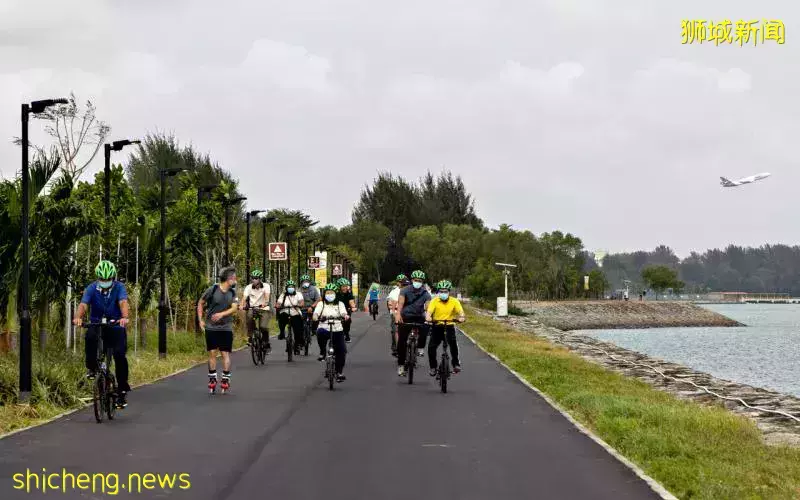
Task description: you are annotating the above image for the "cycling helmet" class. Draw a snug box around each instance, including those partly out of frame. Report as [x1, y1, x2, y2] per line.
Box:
[436, 280, 452, 290]
[250, 269, 263, 279]
[95, 260, 117, 280]
[285, 279, 296, 287]
[300, 274, 311, 282]
[410, 270, 426, 280]
[396, 273, 407, 282]
[337, 277, 350, 286]
[324, 282, 339, 292]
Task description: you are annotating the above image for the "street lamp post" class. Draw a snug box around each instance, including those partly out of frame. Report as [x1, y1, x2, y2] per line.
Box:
[223, 196, 247, 266]
[19, 98, 68, 401]
[158, 166, 186, 359]
[104, 139, 140, 217]
[261, 216, 276, 282]
[245, 210, 265, 279]
[286, 231, 293, 286]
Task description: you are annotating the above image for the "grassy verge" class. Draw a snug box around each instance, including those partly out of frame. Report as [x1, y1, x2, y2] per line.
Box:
[0, 327, 248, 436]
[464, 306, 800, 499]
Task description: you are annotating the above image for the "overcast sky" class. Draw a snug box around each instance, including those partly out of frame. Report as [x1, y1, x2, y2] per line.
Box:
[0, 0, 796, 257]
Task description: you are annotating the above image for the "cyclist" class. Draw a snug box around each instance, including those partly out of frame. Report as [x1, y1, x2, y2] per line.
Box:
[313, 283, 350, 381]
[336, 278, 357, 343]
[364, 283, 381, 314]
[300, 274, 321, 337]
[386, 274, 407, 357]
[275, 279, 305, 355]
[425, 279, 465, 376]
[198, 266, 240, 392]
[73, 260, 131, 409]
[241, 269, 272, 353]
[394, 270, 431, 377]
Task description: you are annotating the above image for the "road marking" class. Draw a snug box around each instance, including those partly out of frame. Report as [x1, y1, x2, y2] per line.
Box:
[422, 444, 452, 448]
[458, 326, 678, 500]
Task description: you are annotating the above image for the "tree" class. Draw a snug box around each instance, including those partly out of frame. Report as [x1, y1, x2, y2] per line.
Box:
[588, 269, 609, 299]
[340, 221, 390, 283]
[641, 265, 682, 299]
[33, 92, 110, 179]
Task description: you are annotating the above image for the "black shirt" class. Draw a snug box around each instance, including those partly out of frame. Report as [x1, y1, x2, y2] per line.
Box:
[337, 291, 355, 313]
[400, 285, 431, 320]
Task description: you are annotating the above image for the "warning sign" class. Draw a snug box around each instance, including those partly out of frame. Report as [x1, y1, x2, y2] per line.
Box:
[332, 264, 343, 276]
[308, 256, 320, 269]
[268, 242, 287, 261]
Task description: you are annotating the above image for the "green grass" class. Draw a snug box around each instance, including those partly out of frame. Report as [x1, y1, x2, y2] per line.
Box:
[0, 326, 248, 436]
[464, 307, 800, 499]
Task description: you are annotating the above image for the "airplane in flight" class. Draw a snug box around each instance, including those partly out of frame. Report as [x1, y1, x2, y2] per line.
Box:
[720, 172, 771, 187]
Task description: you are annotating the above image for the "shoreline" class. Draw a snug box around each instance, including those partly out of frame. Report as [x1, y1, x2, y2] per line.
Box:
[481, 309, 800, 447]
[513, 300, 744, 330]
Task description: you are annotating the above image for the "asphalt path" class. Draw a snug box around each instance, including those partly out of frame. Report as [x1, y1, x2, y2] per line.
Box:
[0, 312, 662, 499]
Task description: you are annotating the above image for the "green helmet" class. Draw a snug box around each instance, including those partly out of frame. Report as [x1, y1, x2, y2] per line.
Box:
[436, 280, 452, 290]
[250, 269, 263, 278]
[300, 274, 311, 282]
[396, 273, 407, 282]
[410, 270, 426, 280]
[285, 279, 296, 287]
[324, 283, 339, 292]
[337, 277, 350, 286]
[95, 260, 117, 280]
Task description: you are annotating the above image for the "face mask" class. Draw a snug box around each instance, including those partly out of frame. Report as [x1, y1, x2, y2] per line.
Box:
[287, 287, 295, 294]
[439, 292, 449, 301]
[325, 293, 336, 302]
[412, 281, 423, 289]
[302, 282, 310, 288]
[99, 280, 113, 289]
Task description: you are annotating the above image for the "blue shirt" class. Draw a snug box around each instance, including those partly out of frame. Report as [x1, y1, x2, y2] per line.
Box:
[368, 289, 379, 301]
[81, 281, 128, 323]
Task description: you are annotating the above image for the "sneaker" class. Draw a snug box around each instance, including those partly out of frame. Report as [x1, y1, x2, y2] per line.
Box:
[429, 368, 438, 377]
[397, 366, 406, 377]
[336, 374, 346, 383]
[453, 365, 462, 374]
[318, 354, 326, 361]
[417, 349, 424, 357]
[86, 370, 96, 380]
[391, 350, 398, 358]
[278, 332, 286, 340]
[266, 343, 272, 354]
[345, 336, 352, 343]
[115, 392, 128, 409]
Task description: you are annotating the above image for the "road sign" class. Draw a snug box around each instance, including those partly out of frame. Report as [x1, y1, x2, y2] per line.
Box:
[268, 242, 287, 261]
[308, 256, 320, 269]
[332, 264, 343, 276]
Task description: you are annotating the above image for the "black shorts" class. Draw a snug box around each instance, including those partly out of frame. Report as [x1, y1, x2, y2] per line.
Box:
[205, 329, 233, 352]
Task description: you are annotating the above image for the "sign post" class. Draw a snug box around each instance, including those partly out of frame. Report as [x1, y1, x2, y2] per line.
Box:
[308, 256, 320, 269]
[268, 242, 287, 261]
[494, 262, 517, 317]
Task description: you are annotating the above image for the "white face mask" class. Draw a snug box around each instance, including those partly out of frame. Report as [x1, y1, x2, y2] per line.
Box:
[325, 293, 336, 302]
[99, 280, 113, 289]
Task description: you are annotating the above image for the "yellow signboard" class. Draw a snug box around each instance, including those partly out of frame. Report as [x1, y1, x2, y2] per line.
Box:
[352, 273, 359, 302]
[584, 275, 590, 291]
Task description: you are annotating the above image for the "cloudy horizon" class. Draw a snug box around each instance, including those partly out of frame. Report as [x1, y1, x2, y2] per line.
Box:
[1, 0, 796, 258]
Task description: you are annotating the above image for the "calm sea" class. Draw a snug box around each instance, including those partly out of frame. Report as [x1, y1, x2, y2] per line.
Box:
[578, 304, 800, 397]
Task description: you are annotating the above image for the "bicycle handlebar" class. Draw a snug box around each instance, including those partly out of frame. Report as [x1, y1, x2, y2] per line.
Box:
[80, 319, 121, 328]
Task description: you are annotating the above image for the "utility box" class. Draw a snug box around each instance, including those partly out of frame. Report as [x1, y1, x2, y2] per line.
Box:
[496, 297, 508, 317]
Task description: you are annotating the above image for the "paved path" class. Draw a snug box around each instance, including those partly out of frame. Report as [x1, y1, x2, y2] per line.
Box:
[0, 313, 662, 499]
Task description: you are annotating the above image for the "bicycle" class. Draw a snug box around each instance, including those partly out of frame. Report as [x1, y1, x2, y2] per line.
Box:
[276, 303, 303, 362]
[320, 317, 339, 390]
[302, 312, 313, 357]
[248, 307, 270, 366]
[403, 322, 426, 385]
[82, 319, 120, 423]
[369, 301, 379, 320]
[431, 320, 458, 393]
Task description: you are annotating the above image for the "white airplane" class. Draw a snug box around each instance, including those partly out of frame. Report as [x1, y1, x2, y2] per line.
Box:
[720, 172, 771, 187]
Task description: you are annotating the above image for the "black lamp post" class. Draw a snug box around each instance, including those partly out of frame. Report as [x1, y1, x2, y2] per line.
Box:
[286, 231, 294, 286]
[158, 166, 186, 359]
[104, 139, 140, 217]
[19, 98, 68, 400]
[245, 210, 265, 279]
[223, 196, 247, 266]
[261, 216, 276, 283]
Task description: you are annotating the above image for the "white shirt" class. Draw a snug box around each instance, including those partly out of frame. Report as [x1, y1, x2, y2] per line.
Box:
[276, 293, 304, 316]
[313, 301, 348, 332]
[387, 286, 401, 310]
[243, 283, 271, 309]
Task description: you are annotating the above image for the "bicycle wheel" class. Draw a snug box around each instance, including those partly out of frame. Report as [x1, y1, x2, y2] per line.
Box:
[106, 374, 117, 419]
[407, 336, 416, 385]
[251, 332, 260, 366]
[287, 329, 293, 362]
[93, 374, 105, 423]
[440, 354, 449, 394]
[327, 355, 335, 391]
[258, 333, 267, 365]
[304, 323, 310, 357]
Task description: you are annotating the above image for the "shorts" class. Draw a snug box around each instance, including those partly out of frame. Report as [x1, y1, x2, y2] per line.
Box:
[205, 329, 233, 352]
